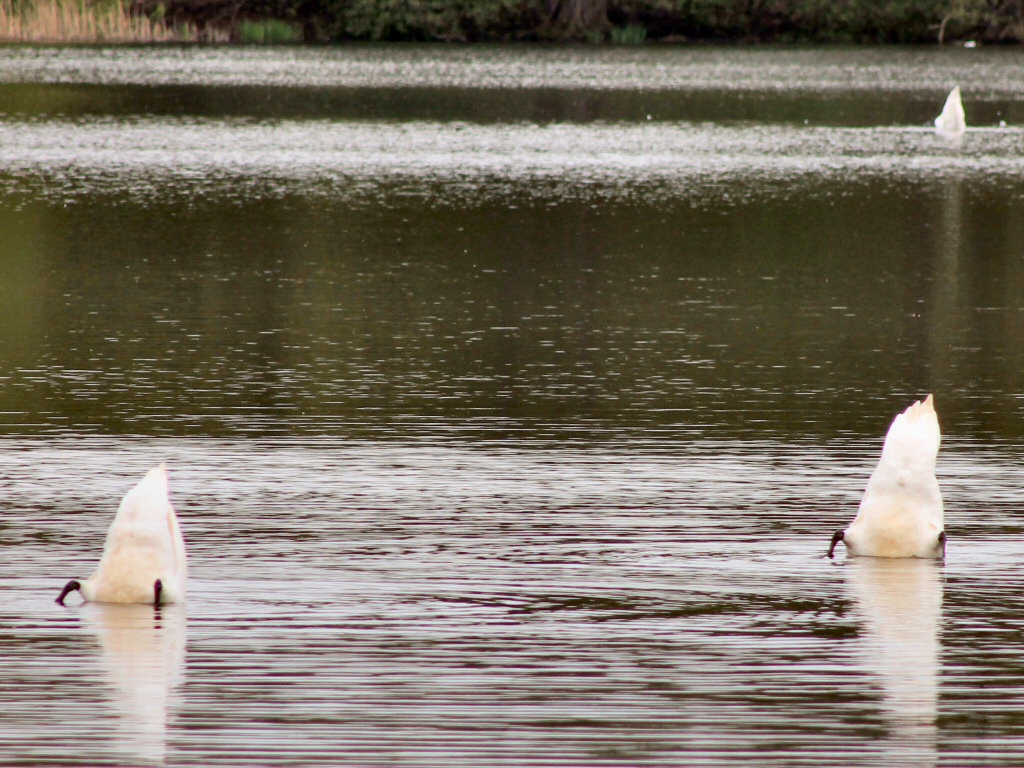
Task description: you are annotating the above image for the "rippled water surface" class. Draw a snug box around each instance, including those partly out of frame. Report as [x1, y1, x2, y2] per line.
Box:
[1, 45, 1024, 766]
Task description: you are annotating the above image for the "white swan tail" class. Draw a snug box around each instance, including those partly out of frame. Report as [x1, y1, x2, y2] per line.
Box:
[78, 465, 188, 604]
[841, 395, 945, 558]
[934, 86, 966, 136]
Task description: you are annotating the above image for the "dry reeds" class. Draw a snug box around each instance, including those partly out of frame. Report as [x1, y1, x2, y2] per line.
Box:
[0, 0, 228, 42]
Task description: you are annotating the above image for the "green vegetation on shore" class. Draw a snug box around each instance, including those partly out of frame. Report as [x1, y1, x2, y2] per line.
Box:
[0, 0, 1020, 44]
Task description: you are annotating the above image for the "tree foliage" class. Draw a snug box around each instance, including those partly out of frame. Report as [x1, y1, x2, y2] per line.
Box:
[334, 0, 548, 40]
[148, 0, 1024, 43]
[615, 0, 1021, 43]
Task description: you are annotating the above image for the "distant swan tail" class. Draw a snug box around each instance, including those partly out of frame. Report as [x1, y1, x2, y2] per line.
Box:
[935, 86, 966, 135]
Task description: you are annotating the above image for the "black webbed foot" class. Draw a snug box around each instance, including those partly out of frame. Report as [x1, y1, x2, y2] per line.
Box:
[827, 530, 845, 559]
[153, 578, 163, 607]
[938, 531, 947, 558]
[56, 580, 81, 606]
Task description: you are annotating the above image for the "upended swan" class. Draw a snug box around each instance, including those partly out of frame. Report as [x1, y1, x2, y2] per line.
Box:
[57, 465, 187, 606]
[934, 86, 966, 137]
[828, 395, 945, 559]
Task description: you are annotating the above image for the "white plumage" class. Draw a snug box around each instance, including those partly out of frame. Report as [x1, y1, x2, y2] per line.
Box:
[828, 395, 945, 559]
[57, 465, 187, 605]
[934, 86, 966, 137]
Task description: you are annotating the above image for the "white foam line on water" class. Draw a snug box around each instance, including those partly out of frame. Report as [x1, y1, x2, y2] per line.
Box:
[1, 47, 1024, 96]
[0, 119, 1021, 203]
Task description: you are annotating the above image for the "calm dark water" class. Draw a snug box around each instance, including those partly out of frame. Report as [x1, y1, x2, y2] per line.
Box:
[0, 45, 1023, 766]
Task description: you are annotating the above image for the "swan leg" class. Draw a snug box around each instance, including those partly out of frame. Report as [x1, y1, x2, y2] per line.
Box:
[938, 531, 947, 558]
[827, 530, 845, 559]
[56, 580, 81, 606]
[153, 579, 163, 606]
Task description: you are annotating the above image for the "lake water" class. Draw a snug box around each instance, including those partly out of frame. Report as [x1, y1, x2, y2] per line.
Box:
[0, 44, 1023, 766]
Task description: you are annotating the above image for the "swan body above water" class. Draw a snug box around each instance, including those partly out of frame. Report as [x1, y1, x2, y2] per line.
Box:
[57, 465, 187, 605]
[828, 395, 945, 559]
[934, 86, 966, 137]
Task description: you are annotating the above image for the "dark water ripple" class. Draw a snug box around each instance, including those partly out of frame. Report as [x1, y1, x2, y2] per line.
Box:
[0, 438, 1019, 765]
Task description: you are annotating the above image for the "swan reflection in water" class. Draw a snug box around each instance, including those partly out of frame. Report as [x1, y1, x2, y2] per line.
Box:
[845, 557, 942, 766]
[81, 603, 187, 765]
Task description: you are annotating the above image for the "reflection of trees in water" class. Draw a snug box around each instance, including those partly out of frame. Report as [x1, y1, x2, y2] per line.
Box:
[5, 173, 1024, 439]
[82, 604, 186, 765]
[845, 558, 942, 766]
[925, 174, 964, 396]
[923, 173, 1024, 429]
